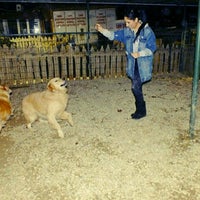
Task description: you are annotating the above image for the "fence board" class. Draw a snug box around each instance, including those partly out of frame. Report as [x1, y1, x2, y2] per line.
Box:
[19, 58, 27, 83]
[91, 54, 97, 78]
[5, 56, 14, 82]
[12, 57, 20, 81]
[111, 52, 116, 77]
[105, 54, 110, 77]
[47, 56, 55, 79]
[94, 55, 100, 78]
[25, 55, 35, 83]
[33, 56, 41, 80]
[153, 47, 169, 74]
[116, 52, 125, 77]
[0, 43, 192, 87]
[170, 48, 180, 72]
[40, 56, 48, 81]
[61, 56, 67, 78]
[74, 55, 81, 79]
[81, 55, 87, 79]
[183, 46, 194, 75]
[54, 56, 60, 77]
[68, 55, 75, 79]
[0, 57, 7, 84]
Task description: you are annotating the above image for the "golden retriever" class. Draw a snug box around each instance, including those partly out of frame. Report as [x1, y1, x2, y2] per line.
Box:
[22, 77, 73, 138]
[0, 85, 13, 132]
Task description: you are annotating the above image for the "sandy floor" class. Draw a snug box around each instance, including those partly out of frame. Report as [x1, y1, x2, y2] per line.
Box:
[1, 74, 200, 200]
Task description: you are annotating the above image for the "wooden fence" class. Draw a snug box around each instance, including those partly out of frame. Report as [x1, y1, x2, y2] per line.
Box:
[0, 37, 192, 87]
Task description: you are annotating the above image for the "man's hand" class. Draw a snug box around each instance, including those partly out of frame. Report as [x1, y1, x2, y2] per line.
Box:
[95, 24, 104, 32]
[131, 52, 140, 58]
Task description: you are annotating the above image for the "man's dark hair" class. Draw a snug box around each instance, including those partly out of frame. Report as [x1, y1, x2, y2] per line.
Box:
[124, 8, 147, 23]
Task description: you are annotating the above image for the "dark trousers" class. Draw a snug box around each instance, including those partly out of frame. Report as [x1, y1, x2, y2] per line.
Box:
[131, 59, 144, 103]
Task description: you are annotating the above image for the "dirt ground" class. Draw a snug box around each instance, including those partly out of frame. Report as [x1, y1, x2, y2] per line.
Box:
[1, 74, 200, 200]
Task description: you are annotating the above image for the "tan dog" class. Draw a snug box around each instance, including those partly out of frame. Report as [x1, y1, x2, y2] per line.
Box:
[0, 85, 13, 132]
[22, 77, 73, 138]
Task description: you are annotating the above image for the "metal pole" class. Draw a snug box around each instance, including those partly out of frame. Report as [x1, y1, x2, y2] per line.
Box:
[86, 0, 92, 79]
[189, 0, 200, 138]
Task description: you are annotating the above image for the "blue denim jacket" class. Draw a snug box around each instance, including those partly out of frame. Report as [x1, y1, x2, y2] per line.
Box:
[113, 25, 157, 82]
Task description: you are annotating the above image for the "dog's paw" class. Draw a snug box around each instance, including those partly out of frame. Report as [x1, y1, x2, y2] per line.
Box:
[58, 130, 64, 138]
[39, 118, 48, 123]
[69, 119, 73, 127]
[67, 114, 73, 126]
[27, 123, 32, 129]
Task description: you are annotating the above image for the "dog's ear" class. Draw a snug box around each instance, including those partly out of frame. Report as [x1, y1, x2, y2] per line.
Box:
[0, 85, 7, 90]
[2, 85, 10, 92]
[47, 83, 55, 92]
[3, 85, 9, 91]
